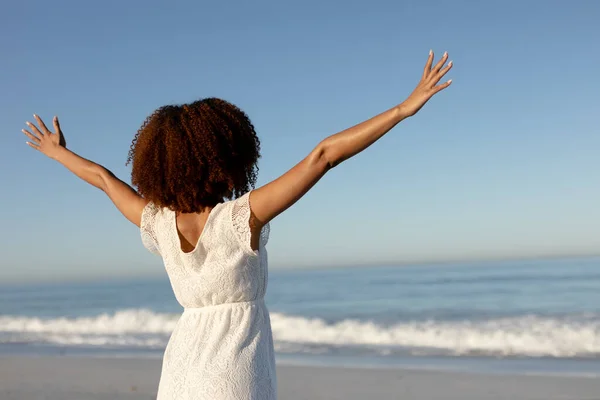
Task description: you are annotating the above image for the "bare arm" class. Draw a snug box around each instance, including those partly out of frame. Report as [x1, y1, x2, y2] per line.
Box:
[22, 115, 146, 226]
[250, 50, 453, 228]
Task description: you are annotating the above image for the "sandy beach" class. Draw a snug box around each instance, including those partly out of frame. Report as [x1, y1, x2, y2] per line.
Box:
[1, 356, 599, 400]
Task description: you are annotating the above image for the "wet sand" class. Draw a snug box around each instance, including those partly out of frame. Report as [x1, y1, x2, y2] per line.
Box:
[1, 356, 599, 400]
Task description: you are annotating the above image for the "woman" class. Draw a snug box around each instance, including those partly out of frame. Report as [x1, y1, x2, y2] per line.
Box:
[21, 51, 452, 400]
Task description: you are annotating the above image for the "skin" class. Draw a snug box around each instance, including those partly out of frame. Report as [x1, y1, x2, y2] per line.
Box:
[22, 51, 452, 252]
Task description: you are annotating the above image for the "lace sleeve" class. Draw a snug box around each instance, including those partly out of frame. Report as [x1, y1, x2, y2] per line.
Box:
[231, 191, 270, 254]
[140, 202, 161, 256]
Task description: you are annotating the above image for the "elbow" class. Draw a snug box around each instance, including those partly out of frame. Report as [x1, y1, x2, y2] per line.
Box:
[314, 139, 341, 171]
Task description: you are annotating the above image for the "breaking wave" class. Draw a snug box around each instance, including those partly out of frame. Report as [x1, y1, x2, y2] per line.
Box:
[2, 309, 599, 358]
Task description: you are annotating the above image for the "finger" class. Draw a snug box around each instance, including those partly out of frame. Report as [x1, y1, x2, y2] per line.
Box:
[22, 129, 41, 143]
[430, 61, 453, 85]
[430, 51, 449, 76]
[422, 49, 434, 79]
[33, 114, 52, 134]
[53, 116, 61, 133]
[25, 121, 44, 136]
[431, 79, 453, 94]
[26, 141, 41, 150]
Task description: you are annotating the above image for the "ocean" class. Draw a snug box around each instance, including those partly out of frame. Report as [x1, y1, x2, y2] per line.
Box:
[1, 257, 600, 376]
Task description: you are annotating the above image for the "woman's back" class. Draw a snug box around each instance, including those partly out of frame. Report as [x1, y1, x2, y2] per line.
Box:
[142, 191, 276, 399]
[141, 191, 270, 308]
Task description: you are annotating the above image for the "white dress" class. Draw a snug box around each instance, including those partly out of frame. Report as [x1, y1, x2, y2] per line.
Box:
[140, 191, 277, 400]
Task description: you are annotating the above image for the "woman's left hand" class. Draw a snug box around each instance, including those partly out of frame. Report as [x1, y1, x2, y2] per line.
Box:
[399, 50, 453, 118]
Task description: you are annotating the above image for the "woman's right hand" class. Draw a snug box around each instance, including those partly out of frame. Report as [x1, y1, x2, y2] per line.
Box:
[22, 114, 67, 159]
[21, 114, 147, 227]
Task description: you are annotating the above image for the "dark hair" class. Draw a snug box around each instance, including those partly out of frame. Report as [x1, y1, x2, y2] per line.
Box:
[126, 98, 261, 213]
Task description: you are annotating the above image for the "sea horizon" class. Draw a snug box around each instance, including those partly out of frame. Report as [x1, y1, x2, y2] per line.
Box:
[2, 253, 599, 286]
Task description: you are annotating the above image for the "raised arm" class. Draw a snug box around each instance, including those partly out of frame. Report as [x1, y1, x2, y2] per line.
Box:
[250, 50, 453, 228]
[22, 115, 146, 226]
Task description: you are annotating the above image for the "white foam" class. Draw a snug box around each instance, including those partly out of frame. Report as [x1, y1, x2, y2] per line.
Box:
[1, 309, 599, 357]
[0, 309, 176, 348]
[0, 309, 177, 334]
[270, 313, 600, 357]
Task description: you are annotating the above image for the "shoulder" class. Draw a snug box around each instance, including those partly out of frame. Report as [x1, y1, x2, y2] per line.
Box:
[212, 192, 270, 253]
[140, 201, 163, 256]
[207, 193, 249, 236]
[210, 192, 251, 221]
[141, 201, 160, 222]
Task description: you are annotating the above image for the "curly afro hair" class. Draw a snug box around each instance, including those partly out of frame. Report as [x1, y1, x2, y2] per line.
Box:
[126, 98, 261, 213]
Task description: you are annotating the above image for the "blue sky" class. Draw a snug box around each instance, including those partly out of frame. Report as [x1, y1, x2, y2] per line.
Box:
[1, 1, 599, 282]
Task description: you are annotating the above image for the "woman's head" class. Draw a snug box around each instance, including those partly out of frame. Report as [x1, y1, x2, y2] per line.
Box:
[127, 98, 261, 213]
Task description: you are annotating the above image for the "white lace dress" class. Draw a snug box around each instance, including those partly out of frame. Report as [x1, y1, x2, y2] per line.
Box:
[140, 191, 277, 400]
